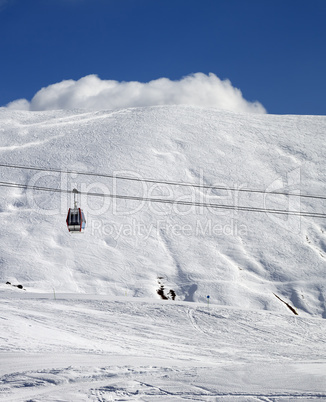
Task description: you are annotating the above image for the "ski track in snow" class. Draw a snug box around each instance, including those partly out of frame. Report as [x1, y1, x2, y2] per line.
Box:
[2, 364, 326, 401]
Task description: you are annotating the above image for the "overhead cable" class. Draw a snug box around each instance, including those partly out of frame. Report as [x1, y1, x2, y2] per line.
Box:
[0, 180, 325, 219]
[0, 162, 325, 201]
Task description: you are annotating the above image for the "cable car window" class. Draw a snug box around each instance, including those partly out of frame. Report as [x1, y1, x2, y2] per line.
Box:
[71, 212, 79, 225]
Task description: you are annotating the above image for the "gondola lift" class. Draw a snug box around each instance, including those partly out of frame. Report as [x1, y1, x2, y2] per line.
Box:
[66, 188, 86, 233]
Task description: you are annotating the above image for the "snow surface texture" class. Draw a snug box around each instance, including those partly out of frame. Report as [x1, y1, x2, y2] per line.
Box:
[0, 105, 326, 400]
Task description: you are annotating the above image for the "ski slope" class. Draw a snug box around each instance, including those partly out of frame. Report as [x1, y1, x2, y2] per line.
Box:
[0, 105, 326, 400]
[1, 292, 326, 401]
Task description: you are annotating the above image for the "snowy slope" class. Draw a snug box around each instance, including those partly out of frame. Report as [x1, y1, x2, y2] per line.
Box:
[1, 293, 326, 401]
[1, 105, 326, 400]
[0, 105, 325, 316]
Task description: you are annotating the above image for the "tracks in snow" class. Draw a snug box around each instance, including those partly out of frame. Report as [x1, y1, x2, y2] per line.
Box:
[1, 364, 326, 401]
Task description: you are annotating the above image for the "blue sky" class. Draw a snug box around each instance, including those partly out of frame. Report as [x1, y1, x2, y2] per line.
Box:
[0, 0, 325, 115]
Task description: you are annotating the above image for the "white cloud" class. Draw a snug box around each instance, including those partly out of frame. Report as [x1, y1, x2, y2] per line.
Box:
[6, 73, 266, 114]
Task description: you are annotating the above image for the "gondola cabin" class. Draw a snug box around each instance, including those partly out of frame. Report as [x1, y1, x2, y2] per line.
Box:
[66, 207, 86, 233]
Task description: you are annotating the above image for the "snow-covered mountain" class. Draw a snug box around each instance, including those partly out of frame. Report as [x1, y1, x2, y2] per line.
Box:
[1, 105, 326, 400]
[0, 105, 325, 316]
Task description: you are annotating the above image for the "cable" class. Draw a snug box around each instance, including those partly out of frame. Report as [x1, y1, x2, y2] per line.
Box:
[0, 162, 325, 201]
[0, 180, 325, 219]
